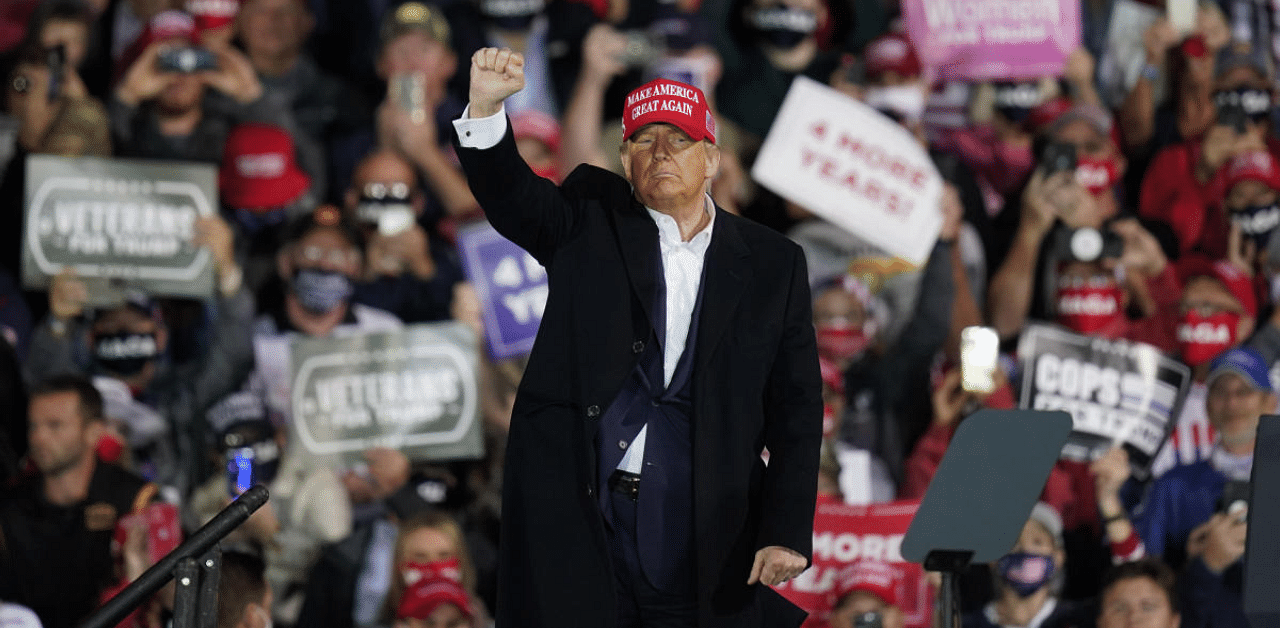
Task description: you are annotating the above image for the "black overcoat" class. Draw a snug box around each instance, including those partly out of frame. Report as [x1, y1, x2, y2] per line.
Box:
[454, 124, 823, 628]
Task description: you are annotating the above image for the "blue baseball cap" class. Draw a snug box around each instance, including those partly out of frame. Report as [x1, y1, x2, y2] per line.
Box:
[1207, 347, 1273, 392]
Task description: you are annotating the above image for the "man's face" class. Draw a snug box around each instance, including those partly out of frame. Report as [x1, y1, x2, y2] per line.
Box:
[1206, 372, 1274, 439]
[1225, 179, 1277, 212]
[1180, 276, 1251, 338]
[620, 123, 720, 212]
[285, 227, 362, 278]
[92, 306, 160, 338]
[814, 287, 868, 330]
[347, 152, 419, 213]
[156, 57, 205, 115]
[400, 527, 456, 565]
[239, 0, 311, 61]
[28, 391, 95, 477]
[42, 19, 90, 67]
[1098, 577, 1180, 628]
[378, 32, 456, 105]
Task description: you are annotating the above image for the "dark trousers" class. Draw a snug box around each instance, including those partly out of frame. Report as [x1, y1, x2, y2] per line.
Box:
[607, 475, 697, 628]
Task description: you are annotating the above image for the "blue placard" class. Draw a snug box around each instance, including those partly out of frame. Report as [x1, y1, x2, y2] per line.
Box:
[457, 222, 547, 360]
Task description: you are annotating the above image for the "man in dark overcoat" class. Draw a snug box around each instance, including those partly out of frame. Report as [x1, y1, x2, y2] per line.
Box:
[450, 47, 822, 628]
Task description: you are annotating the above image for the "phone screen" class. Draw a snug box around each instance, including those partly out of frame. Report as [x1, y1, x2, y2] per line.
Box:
[960, 326, 1000, 394]
[393, 74, 427, 124]
[227, 447, 255, 496]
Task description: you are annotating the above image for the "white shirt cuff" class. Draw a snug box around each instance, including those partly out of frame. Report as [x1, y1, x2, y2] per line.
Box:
[453, 104, 507, 150]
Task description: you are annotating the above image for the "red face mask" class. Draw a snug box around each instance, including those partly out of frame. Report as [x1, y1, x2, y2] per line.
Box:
[1075, 156, 1120, 196]
[1178, 311, 1240, 366]
[816, 325, 872, 363]
[401, 557, 462, 586]
[1056, 277, 1125, 335]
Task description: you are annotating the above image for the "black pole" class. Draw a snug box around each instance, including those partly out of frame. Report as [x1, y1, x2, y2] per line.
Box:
[924, 549, 973, 628]
[79, 485, 270, 628]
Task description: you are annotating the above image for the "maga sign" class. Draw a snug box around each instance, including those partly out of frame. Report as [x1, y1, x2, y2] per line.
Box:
[457, 222, 547, 359]
[22, 155, 216, 301]
[752, 77, 942, 266]
[1017, 324, 1190, 479]
[901, 0, 1080, 81]
[290, 323, 484, 464]
[774, 499, 931, 628]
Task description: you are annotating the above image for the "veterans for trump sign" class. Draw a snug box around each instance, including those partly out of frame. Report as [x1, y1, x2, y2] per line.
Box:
[901, 0, 1080, 81]
[457, 222, 547, 360]
[22, 154, 216, 302]
[774, 499, 931, 628]
[1017, 324, 1190, 479]
[752, 76, 943, 266]
[290, 323, 484, 465]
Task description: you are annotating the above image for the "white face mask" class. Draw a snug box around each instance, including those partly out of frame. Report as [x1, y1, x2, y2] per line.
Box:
[863, 84, 927, 124]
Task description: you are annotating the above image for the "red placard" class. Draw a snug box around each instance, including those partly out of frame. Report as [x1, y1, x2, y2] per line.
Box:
[773, 498, 933, 628]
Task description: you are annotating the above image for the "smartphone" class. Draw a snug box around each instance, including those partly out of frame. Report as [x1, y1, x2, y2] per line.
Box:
[156, 47, 218, 73]
[227, 446, 256, 497]
[619, 30, 665, 68]
[1217, 100, 1249, 134]
[960, 326, 1000, 394]
[393, 73, 427, 124]
[1167, 0, 1195, 36]
[45, 44, 64, 102]
[1040, 141, 1077, 177]
[1218, 480, 1250, 522]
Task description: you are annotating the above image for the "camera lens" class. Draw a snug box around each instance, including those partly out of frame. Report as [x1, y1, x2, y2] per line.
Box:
[1070, 228, 1104, 262]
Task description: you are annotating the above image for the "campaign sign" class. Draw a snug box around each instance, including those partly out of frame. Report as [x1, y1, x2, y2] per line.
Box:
[901, 0, 1080, 81]
[456, 222, 547, 359]
[752, 76, 943, 266]
[774, 499, 931, 628]
[22, 154, 216, 302]
[290, 323, 484, 465]
[1017, 324, 1191, 479]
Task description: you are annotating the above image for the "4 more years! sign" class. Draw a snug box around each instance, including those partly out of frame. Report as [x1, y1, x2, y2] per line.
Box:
[774, 499, 931, 628]
[290, 323, 484, 465]
[22, 155, 217, 301]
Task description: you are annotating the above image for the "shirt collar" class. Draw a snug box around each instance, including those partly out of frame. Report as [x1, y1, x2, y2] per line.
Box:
[983, 597, 1058, 628]
[645, 194, 716, 246]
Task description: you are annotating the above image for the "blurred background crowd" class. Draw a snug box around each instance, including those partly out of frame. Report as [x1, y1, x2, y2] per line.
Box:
[0, 0, 1274, 627]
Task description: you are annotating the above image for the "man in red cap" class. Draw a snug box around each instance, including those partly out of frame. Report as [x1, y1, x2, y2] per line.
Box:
[451, 48, 821, 627]
[827, 561, 906, 628]
[1220, 150, 1280, 265]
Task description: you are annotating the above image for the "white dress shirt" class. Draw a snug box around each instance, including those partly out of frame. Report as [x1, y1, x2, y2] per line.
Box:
[455, 105, 716, 475]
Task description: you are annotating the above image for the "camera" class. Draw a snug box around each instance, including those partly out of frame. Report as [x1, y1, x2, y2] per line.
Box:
[1040, 141, 1077, 177]
[1217, 100, 1249, 134]
[157, 46, 218, 73]
[1053, 227, 1124, 263]
[45, 44, 65, 101]
[855, 611, 884, 628]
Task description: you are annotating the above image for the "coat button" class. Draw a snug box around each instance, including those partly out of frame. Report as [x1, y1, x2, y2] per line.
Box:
[586, 405, 600, 417]
[632, 340, 645, 354]
[586, 484, 594, 497]
[618, 440, 628, 450]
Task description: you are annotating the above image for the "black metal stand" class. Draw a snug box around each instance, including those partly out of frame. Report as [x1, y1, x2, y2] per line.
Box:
[79, 485, 269, 628]
[924, 550, 973, 628]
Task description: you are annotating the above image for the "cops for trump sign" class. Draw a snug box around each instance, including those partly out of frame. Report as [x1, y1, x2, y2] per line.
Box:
[22, 155, 217, 301]
[752, 76, 943, 266]
[290, 323, 483, 464]
[1017, 324, 1190, 478]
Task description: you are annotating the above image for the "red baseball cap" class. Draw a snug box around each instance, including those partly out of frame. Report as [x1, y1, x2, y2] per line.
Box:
[119, 10, 198, 75]
[1224, 150, 1280, 192]
[834, 560, 902, 606]
[511, 109, 562, 155]
[186, 0, 240, 32]
[864, 33, 920, 80]
[622, 78, 716, 144]
[219, 123, 311, 211]
[396, 576, 473, 621]
[1177, 255, 1258, 317]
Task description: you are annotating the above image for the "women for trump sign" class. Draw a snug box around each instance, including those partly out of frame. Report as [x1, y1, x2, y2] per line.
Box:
[901, 0, 1081, 81]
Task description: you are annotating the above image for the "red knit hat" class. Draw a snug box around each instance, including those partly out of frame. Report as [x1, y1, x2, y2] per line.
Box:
[622, 78, 716, 144]
[186, 0, 239, 33]
[1177, 255, 1258, 317]
[864, 33, 920, 80]
[219, 123, 311, 211]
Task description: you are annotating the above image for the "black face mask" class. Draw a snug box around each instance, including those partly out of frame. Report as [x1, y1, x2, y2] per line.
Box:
[748, 6, 817, 50]
[1215, 87, 1273, 120]
[993, 82, 1043, 123]
[94, 332, 159, 376]
[480, 0, 544, 30]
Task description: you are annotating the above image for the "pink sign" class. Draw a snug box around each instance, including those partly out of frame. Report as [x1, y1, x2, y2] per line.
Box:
[901, 0, 1081, 81]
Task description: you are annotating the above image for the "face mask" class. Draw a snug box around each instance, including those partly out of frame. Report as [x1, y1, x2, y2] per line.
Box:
[748, 7, 818, 50]
[816, 324, 873, 363]
[1232, 203, 1280, 249]
[1215, 87, 1273, 120]
[1056, 277, 1125, 335]
[996, 552, 1055, 598]
[401, 557, 462, 586]
[94, 332, 159, 376]
[1074, 155, 1120, 196]
[863, 85, 927, 125]
[1178, 310, 1240, 367]
[234, 207, 288, 235]
[993, 83, 1043, 123]
[291, 268, 354, 315]
[480, 0, 544, 29]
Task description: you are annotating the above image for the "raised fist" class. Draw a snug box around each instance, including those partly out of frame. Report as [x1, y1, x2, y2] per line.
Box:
[469, 47, 525, 118]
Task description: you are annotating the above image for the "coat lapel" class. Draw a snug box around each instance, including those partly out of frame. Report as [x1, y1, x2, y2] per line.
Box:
[695, 209, 749, 371]
[615, 194, 661, 333]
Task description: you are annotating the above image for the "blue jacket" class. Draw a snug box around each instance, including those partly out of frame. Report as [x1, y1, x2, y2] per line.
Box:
[1131, 460, 1225, 561]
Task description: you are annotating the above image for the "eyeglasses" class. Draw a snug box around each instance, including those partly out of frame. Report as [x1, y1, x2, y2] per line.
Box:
[362, 182, 412, 202]
[298, 245, 360, 266]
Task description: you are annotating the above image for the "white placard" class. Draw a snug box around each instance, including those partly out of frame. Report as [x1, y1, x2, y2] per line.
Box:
[752, 76, 944, 266]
